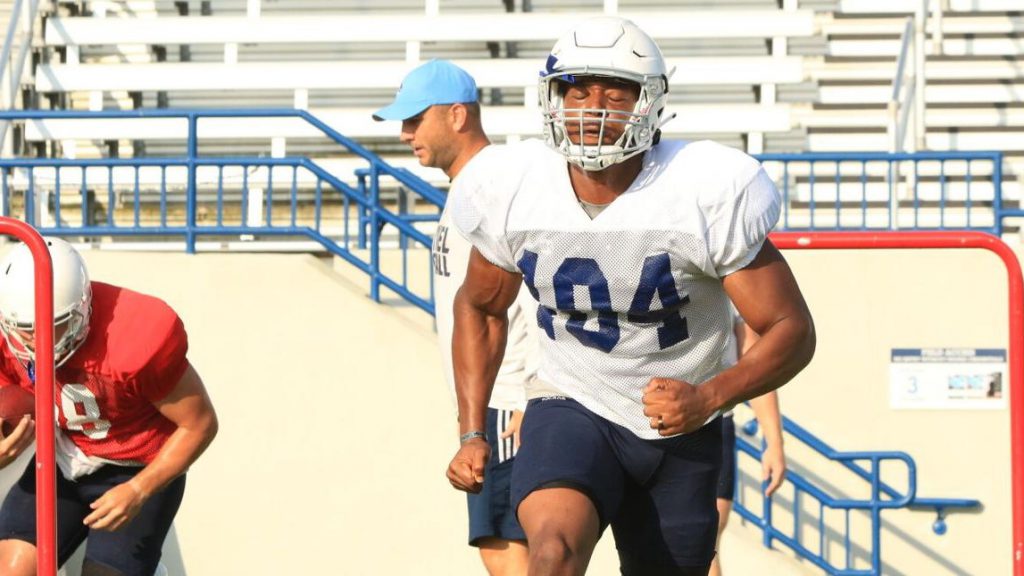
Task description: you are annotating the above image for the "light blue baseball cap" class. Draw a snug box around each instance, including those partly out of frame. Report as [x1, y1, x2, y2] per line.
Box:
[372, 59, 479, 121]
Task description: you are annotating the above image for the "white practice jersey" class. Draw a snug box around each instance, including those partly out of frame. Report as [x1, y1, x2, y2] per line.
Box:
[434, 145, 537, 411]
[448, 138, 781, 439]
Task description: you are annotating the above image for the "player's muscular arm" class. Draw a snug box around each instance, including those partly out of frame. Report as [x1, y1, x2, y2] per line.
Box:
[84, 364, 218, 531]
[709, 240, 816, 413]
[448, 248, 521, 493]
[453, 248, 522, 436]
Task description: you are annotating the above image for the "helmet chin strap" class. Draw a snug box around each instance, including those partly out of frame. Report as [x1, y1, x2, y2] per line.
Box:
[574, 145, 625, 171]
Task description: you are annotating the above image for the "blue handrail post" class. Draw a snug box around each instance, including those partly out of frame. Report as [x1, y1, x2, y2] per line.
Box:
[871, 458, 882, 574]
[356, 170, 369, 249]
[994, 155, 1004, 236]
[1, 167, 9, 217]
[398, 186, 408, 251]
[25, 167, 34, 225]
[185, 113, 198, 253]
[369, 162, 381, 303]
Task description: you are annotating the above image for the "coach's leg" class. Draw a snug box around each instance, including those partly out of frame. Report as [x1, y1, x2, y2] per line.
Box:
[710, 414, 737, 576]
[473, 409, 529, 576]
[478, 537, 529, 576]
[518, 487, 601, 576]
[709, 498, 732, 576]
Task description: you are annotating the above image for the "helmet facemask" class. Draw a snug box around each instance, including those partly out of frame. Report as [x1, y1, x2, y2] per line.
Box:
[0, 238, 93, 370]
[541, 71, 668, 171]
[0, 301, 91, 368]
[538, 17, 673, 171]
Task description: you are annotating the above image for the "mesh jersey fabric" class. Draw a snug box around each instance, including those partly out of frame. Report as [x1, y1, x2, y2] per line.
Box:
[449, 138, 780, 439]
[0, 282, 188, 465]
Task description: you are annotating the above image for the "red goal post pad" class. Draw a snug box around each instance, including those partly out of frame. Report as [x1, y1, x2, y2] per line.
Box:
[770, 230, 1024, 575]
[0, 217, 58, 576]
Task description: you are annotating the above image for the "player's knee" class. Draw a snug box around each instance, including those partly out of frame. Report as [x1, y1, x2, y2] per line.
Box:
[528, 532, 583, 571]
[0, 539, 37, 576]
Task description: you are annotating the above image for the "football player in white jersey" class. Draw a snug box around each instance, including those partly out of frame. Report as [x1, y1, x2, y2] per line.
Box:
[374, 59, 537, 576]
[444, 17, 815, 576]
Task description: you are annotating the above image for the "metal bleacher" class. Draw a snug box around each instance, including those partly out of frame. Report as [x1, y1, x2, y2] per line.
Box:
[2, 0, 1019, 230]
[31, 4, 815, 168]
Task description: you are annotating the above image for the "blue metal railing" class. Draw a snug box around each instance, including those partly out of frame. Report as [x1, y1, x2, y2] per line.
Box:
[734, 416, 981, 575]
[0, 111, 1010, 321]
[0, 108, 445, 315]
[755, 151, 1005, 235]
[0, 109, 995, 574]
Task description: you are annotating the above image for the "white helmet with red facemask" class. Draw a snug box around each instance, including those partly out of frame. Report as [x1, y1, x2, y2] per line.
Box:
[0, 238, 92, 368]
[539, 16, 672, 171]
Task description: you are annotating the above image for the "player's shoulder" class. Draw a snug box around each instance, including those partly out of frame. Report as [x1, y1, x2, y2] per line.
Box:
[86, 282, 185, 374]
[657, 139, 761, 180]
[651, 139, 767, 203]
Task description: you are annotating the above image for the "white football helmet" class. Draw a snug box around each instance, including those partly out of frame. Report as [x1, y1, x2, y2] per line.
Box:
[0, 237, 92, 368]
[539, 16, 672, 171]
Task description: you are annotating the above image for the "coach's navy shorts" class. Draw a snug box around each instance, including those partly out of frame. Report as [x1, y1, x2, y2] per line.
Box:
[717, 413, 737, 501]
[512, 397, 722, 573]
[468, 408, 527, 545]
[0, 458, 186, 575]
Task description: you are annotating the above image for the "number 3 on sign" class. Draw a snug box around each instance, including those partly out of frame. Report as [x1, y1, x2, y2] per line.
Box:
[60, 384, 111, 439]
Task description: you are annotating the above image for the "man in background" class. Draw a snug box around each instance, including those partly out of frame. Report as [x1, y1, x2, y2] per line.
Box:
[374, 59, 535, 576]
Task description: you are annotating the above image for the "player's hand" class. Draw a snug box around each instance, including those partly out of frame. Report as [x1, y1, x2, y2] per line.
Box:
[760, 443, 787, 497]
[642, 377, 713, 436]
[499, 409, 525, 450]
[446, 438, 490, 493]
[0, 415, 35, 469]
[84, 479, 148, 531]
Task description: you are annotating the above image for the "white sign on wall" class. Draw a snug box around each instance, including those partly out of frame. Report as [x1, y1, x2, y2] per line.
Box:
[889, 348, 1006, 410]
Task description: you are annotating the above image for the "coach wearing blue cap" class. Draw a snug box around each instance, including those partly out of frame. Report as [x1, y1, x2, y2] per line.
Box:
[373, 59, 489, 179]
[374, 60, 533, 575]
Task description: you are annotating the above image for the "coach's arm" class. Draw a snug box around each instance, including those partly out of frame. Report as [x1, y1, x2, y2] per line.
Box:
[446, 248, 522, 494]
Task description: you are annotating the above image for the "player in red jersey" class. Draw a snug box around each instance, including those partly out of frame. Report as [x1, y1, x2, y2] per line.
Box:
[0, 238, 218, 576]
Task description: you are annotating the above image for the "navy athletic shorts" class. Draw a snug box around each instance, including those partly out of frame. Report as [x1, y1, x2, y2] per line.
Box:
[0, 458, 186, 575]
[467, 408, 527, 545]
[512, 397, 722, 573]
[717, 413, 737, 501]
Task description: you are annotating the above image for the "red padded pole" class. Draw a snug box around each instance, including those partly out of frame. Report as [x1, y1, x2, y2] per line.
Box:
[0, 218, 56, 576]
[771, 231, 1024, 576]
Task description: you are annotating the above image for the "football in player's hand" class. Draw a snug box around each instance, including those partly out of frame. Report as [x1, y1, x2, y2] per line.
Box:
[0, 385, 34, 437]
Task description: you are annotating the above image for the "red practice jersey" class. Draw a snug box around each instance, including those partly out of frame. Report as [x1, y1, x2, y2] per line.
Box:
[0, 281, 189, 464]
